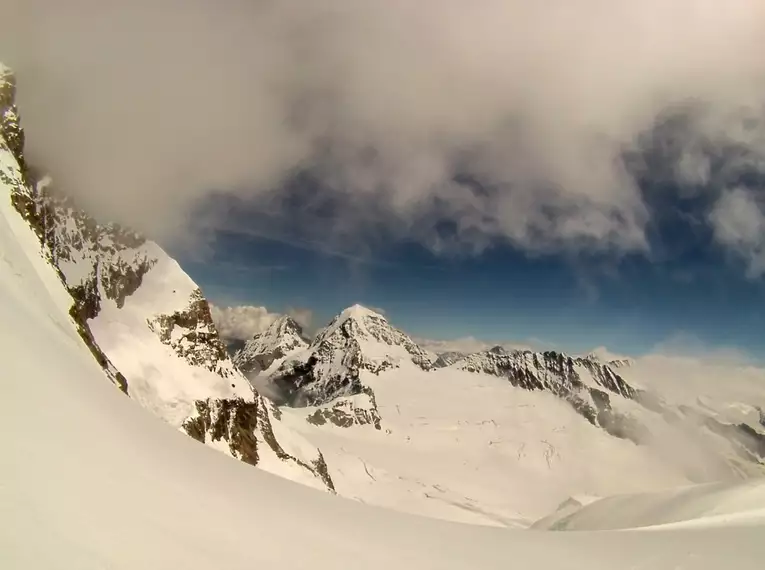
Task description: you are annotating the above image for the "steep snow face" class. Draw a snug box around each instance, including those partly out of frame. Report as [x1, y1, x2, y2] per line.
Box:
[270, 304, 432, 407]
[0, 65, 332, 490]
[232, 315, 309, 375]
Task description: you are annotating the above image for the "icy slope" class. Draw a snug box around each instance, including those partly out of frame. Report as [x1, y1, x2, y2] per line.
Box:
[4, 174, 765, 570]
[0, 64, 331, 489]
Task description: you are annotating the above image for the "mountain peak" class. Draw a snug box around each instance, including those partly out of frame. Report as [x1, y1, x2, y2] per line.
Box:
[269, 314, 306, 337]
[339, 304, 386, 321]
[269, 304, 432, 408]
[233, 314, 309, 375]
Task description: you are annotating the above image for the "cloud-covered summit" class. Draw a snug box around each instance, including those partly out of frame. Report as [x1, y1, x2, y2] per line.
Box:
[4, 0, 765, 271]
[210, 304, 313, 341]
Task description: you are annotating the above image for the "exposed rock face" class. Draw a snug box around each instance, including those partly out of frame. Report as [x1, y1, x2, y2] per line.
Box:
[232, 315, 309, 375]
[273, 338, 365, 406]
[183, 398, 262, 465]
[0, 66, 25, 171]
[576, 356, 636, 399]
[455, 349, 644, 442]
[149, 288, 234, 378]
[271, 305, 431, 408]
[1, 67, 129, 394]
[607, 358, 634, 369]
[306, 388, 382, 430]
[183, 396, 336, 491]
[432, 351, 466, 368]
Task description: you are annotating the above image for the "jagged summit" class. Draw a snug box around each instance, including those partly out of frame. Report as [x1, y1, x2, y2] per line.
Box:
[269, 304, 431, 412]
[233, 315, 309, 375]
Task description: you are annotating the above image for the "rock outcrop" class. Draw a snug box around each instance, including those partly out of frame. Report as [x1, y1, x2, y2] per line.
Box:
[183, 396, 336, 490]
[149, 288, 235, 377]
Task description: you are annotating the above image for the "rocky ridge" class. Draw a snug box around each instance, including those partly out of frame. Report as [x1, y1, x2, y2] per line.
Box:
[453, 346, 644, 442]
[0, 64, 333, 490]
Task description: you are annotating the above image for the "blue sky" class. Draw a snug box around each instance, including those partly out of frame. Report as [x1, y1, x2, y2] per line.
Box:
[178, 217, 765, 358]
[173, 121, 765, 360]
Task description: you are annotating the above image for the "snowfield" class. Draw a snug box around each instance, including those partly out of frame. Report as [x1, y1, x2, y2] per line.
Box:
[280, 364, 690, 526]
[2, 183, 765, 567]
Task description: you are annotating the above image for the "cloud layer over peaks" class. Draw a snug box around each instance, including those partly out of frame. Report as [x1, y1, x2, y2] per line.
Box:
[4, 0, 765, 267]
[210, 304, 313, 341]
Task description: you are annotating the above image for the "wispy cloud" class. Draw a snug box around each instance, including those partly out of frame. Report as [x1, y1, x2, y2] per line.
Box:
[209, 304, 281, 341]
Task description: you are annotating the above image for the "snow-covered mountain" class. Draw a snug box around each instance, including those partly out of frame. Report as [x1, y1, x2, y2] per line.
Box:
[233, 314, 309, 375]
[261, 305, 432, 427]
[258, 306, 763, 470]
[0, 64, 332, 491]
[452, 347, 643, 440]
[236, 299, 765, 524]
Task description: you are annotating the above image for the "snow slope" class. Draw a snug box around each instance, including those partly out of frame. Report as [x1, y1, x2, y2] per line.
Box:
[533, 479, 765, 531]
[4, 154, 765, 569]
[282, 365, 698, 526]
[265, 307, 762, 525]
[0, 65, 332, 490]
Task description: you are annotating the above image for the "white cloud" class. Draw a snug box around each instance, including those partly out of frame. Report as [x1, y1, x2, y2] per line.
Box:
[416, 336, 544, 355]
[586, 346, 632, 363]
[3, 0, 765, 261]
[285, 306, 313, 331]
[209, 304, 280, 341]
[648, 331, 761, 367]
[709, 187, 765, 277]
